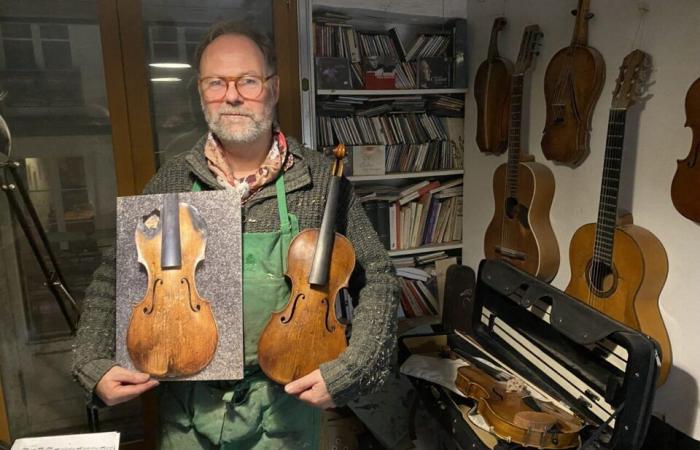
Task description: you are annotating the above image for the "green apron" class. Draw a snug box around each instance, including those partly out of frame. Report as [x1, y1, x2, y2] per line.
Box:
[158, 175, 321, 450]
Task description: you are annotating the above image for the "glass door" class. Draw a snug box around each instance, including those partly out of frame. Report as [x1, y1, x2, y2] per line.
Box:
[0, 0, 142, 442]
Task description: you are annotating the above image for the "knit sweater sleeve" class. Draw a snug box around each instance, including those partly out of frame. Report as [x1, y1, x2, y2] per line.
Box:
[319, 183, 400, 406]
[71, 245, 119, 396]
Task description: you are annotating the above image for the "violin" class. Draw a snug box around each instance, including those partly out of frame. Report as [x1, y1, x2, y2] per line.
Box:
[541, 0, 605, 166]
[257, 144, 355, 385]
[126, 194, 218, 377]
[671, 76, 700, 222]
[455, 365, 584, 449]
[474, 17, 512, 155]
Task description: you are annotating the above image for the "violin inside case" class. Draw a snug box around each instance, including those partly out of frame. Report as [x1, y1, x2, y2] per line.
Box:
[398, 259, 659, 450]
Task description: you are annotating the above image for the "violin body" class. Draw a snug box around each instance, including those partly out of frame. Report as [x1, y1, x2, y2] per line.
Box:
[542, 46, 604, 165]
[257, 229, 354, 385]
[565, 223, 672, 384]
[475, 17, 512, 155]
[455, 365, 584, 449]
[671, 76, 700, 222]
[127, 199, 218, 378]
[541, 0, 605, 166]
[484, 161, 560, 282]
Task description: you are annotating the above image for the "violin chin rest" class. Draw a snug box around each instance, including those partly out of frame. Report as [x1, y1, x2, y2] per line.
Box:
[512, 411, 557, 432]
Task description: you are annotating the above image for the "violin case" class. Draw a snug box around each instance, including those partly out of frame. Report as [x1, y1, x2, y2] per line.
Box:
[398, 259, 659, 450]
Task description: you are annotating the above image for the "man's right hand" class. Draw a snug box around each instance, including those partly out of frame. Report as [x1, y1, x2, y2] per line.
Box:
[95, 366, 160, 406]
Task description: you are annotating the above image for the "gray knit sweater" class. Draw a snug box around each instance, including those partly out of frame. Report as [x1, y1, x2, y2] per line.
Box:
[71, 136, 399, 407]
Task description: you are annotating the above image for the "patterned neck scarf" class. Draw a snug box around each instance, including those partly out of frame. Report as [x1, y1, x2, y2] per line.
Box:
[203, 127, 294, 203]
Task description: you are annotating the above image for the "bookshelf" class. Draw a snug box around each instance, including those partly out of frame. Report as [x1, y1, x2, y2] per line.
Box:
[298, 2, 467, 331]
[317, 88, 467, 96]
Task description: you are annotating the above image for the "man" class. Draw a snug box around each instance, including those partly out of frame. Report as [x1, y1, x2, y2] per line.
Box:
[72, 21, 399, 449]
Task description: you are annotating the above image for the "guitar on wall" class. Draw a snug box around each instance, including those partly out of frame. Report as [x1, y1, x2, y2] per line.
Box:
[565, 50, 672, 385]
[541, 0, 605, 166]
[484, 25, 560, 282]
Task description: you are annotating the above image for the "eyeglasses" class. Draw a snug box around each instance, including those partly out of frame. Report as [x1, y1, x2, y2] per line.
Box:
[198, 74, 276, 101]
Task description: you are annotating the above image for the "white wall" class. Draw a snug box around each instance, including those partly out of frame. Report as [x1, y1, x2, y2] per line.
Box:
[464, 0, 700, 439]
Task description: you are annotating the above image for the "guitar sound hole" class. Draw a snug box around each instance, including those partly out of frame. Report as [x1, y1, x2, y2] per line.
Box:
[586, 261, 617, 297]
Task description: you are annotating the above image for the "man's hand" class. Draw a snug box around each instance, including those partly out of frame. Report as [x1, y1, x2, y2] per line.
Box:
[95, 366, 159, 406]
[284, 369, 336, 410]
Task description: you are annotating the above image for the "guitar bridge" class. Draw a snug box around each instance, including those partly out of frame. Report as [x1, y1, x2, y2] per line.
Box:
[495, 246, 526, 260]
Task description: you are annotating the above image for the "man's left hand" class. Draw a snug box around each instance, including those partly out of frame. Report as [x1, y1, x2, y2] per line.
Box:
[284, 369, 336, 410]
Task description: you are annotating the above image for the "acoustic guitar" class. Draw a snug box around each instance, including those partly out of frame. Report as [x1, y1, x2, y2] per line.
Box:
[484, 25, 560, 282]
[474, 17, 512, 155]
[541, 0, 605, 166]
[565, 50, 672, 385]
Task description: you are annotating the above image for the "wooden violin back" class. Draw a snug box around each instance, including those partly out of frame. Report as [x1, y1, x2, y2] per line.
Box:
[474, 17, 512, 155]
[671, 76, 700, 222]
[541, 0, 605, 166]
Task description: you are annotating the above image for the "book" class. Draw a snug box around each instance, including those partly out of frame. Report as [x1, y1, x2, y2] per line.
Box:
[362, 55, 397, 90]
[315, 56, 352, 90]
[417, 56, 451, 89]
[351, 145, 386, 176]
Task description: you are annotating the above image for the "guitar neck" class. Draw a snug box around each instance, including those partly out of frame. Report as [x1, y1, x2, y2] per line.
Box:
[506, 74, 525, 197]
[592, 108, 627, 265]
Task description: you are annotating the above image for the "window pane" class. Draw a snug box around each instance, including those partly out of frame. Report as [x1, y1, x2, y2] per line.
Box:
[42, 41, 73, 69]
[1, 22, 32, 38]
[3, 40, 36, 70]
[39, 24, 69, 39]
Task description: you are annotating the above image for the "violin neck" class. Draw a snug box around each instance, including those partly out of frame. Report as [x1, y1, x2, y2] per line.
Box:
[309, 176, 341, 285]
[161, 193, 182, 268]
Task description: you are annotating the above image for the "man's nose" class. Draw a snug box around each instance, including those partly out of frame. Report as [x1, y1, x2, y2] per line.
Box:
[224, 81, 243, 104]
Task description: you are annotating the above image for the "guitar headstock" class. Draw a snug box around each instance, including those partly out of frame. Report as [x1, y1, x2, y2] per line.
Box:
[611, 49, 652, 110]
[514, 25, 543, 75]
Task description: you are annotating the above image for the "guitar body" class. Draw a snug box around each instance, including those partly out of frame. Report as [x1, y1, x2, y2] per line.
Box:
[475, 57, 512, 155]
[671, 76, 700, 222]
[484, 161, 560, 282]
[565, 223, 671, 384]
[542, 45, 605, 166]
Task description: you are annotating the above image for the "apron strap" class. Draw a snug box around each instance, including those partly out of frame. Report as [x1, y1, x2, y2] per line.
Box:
[274, 175, 291, 234]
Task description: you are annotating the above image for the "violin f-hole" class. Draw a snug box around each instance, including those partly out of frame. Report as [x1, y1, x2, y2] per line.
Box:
[280, 293, 304, 323]
[181, 277, 200, 312]
[143, 278, 162, 315]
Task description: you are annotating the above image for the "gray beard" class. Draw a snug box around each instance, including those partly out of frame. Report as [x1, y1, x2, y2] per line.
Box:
[203, 105, 274, 144]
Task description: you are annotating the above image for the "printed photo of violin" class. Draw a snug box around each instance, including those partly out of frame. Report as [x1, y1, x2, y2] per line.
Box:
[126, 193, 219, 378]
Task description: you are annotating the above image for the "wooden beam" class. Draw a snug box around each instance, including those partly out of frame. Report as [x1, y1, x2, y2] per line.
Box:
[0, 377, 9, 446]
[273, 0, 302, 142]
[98, 0, 138, 196]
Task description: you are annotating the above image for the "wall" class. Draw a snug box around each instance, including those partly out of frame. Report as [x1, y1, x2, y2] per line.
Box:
[463, 0, 700, 439]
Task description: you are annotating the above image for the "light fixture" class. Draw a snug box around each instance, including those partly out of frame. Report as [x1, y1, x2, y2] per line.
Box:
[149, 63, 192, 69]
[150, 77, 182, 82]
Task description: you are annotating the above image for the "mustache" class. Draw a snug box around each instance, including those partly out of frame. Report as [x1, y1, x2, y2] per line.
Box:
[216, 107, 254, 118]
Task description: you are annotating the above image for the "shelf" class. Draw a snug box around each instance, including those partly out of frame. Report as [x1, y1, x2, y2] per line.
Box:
[388, 241, 462, 257]
[317, 88, 468, 96]
[348, 169, 463, 183]
[398, 315, 440, 335]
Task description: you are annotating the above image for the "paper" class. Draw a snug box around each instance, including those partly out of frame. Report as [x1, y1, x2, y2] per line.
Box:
[11, 432, 119, 450]
[399, 354, 469, 397]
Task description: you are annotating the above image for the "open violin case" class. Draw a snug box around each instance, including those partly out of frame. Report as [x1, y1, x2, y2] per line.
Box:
[398, 259, 659, 450]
